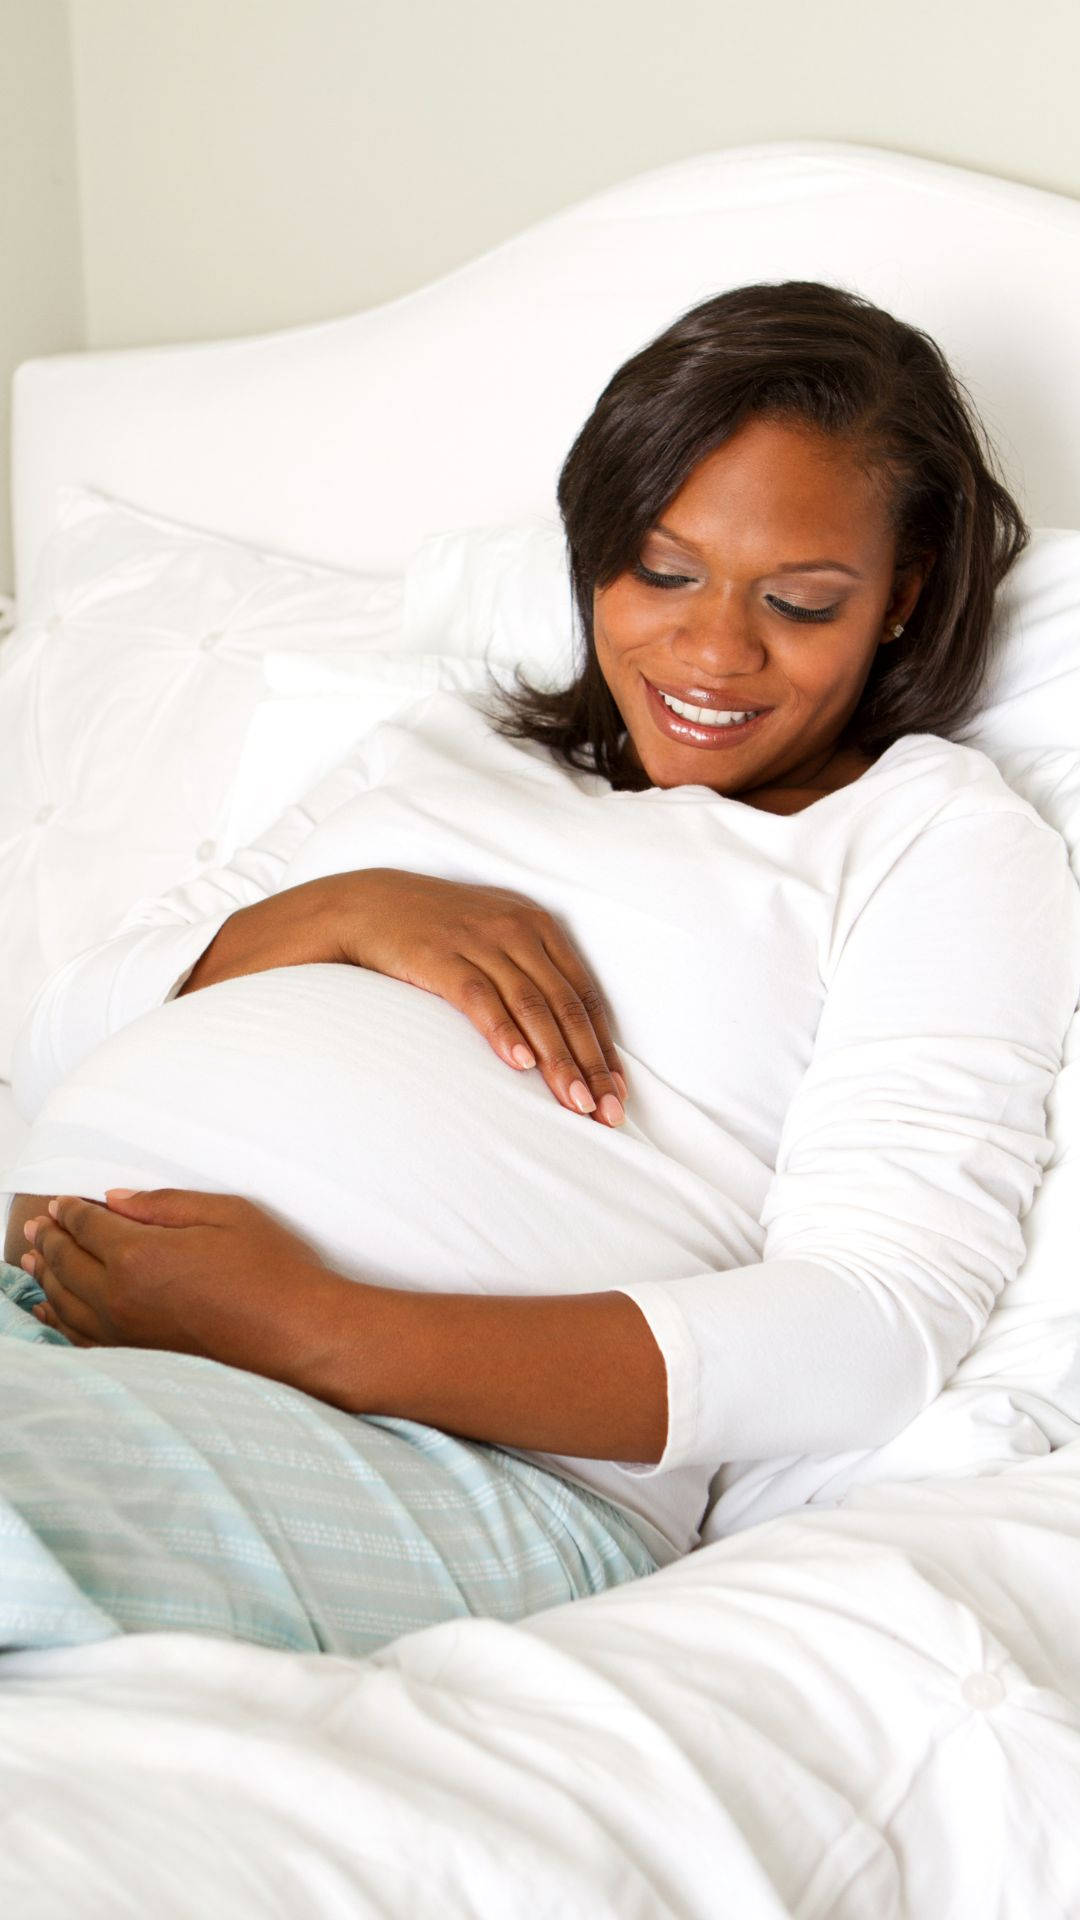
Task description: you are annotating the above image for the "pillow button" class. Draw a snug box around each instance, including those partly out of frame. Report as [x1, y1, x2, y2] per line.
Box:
[960, 1672, 1005, 1710]
[34, 803, 55, 826]
[200, 630, 224, 652]
[196, 840, 215, 863]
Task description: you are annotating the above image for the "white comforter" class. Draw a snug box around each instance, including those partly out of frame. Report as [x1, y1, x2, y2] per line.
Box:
[2, 1445, 1078, 1919]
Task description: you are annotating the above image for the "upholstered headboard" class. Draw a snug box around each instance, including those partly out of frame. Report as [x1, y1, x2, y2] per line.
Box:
[11, 139, 1080, 601]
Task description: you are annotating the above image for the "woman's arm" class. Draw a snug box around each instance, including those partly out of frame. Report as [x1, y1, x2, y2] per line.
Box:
[302, 1282, 670, 1464]
[601, 806, 1080, 1474]
[20, 1190, 670, 1462]
[173, 874, 351, 997]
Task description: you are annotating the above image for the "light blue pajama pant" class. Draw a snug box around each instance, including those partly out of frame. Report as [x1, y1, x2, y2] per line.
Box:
[0, 1260, 659, 1658]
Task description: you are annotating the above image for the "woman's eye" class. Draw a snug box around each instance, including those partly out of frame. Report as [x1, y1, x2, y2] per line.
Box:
[632, 563, 696, 590]
[632, 568, 840, 621]
[765, 595, 839, 623]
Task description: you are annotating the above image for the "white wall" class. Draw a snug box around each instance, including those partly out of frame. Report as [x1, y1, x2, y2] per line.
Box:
[64, 0, 1080, 353]
[4, 0, 1080, 591]
[0, 0, 83, 595]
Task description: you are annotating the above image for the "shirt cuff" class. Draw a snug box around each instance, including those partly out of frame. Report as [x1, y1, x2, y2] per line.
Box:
[111, 912, 237, 1015]
[10, 912, 236, 1125]
[608, 1281, 702, 1476]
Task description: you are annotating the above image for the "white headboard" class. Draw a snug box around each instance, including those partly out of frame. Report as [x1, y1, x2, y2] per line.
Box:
[12, 140, 1080, 600]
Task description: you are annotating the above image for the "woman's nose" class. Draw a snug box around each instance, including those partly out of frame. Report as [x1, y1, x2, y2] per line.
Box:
[671, 594, 765, 672]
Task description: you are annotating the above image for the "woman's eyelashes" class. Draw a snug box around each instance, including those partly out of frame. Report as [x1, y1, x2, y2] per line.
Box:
[765, 595, 839, 624]
[631, 564, 697, 590]
[630, 564, 839, 622]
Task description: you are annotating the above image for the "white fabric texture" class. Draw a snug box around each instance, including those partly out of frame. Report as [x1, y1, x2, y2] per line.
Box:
[0, 1085, 27, 1189]
[954, 527, 1080, 754]
[218, 648, 506, 854]
[6, 687, 1078, 1566]
[0, 485, 405, 1077]
[403, 517, 579, 691]
[3, 1435, 1080, 1920]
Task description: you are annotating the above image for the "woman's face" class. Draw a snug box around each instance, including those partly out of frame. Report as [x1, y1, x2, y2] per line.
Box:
[592, 415, 930, 801]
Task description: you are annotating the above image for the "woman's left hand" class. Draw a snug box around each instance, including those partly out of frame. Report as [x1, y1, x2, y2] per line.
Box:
[19, 1189, 351, 1379]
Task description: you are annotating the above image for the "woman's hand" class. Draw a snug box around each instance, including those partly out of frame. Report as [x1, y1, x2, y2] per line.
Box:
[335, 869, 629, 1125]
[18, 1188, 353, 1381]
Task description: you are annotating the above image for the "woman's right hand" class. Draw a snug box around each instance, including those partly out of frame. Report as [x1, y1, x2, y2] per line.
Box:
[333, 869, 628, 1126]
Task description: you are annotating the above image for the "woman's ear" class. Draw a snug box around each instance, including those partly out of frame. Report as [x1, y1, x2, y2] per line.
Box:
[888, 553, 934, 633]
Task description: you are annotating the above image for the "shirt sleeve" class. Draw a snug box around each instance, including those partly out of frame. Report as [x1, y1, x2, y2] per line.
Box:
[610, 806, 1080, 1475]
[10, 742, 385, 1126]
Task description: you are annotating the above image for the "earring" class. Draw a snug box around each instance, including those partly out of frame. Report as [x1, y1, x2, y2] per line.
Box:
[891, 623, 905, 638]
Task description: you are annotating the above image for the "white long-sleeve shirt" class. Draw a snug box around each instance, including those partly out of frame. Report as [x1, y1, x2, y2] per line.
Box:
[5, 687, 1079, 1566]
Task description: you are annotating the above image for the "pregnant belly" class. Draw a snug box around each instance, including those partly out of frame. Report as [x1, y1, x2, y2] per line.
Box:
[6, 966, 764, 1295]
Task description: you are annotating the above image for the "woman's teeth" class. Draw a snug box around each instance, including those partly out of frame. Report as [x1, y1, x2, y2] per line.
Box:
[659, 691, 756, 726]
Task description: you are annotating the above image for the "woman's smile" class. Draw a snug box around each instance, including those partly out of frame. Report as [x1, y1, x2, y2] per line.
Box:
[642, 676, 773, 749]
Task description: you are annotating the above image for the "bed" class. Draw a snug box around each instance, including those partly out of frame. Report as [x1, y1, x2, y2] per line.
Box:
[3, 140, 1080, 1916]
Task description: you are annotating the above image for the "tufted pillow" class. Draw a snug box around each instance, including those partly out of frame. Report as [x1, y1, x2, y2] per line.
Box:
[0, 487, 409, 1078]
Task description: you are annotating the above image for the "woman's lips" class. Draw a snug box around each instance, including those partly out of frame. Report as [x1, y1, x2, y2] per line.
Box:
[643, 678, 772, 748]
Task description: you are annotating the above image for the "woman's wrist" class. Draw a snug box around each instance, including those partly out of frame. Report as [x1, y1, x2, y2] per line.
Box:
[177, 876, 351, 996]
[285, 1272, 408, 1413]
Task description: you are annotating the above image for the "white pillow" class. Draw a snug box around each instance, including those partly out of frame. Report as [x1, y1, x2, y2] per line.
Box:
[953, 529, 1080, 754]
[404, 516, 1080, 1531]
[0, 486, 406, 1078]
[403, 517, 579, 690]
[219, 649, 502, 852]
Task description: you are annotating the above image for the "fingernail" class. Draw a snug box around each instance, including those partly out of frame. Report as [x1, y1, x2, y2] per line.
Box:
[569, 1079, 596, 1113]
[47, 1199, 60, 1219]
[598, 1094, 625, 1127]
[23, 1220, 37, 1243]
[613, 1073, 628, 1103]
[106, 1189, 137, 1201]
[511, 1045, 536, 1070]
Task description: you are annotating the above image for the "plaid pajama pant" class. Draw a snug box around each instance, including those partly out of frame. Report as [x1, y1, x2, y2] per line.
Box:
[0, 1260, 658, 1659]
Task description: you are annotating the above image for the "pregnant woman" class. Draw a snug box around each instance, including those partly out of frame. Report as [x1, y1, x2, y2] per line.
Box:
[3, 281, 1078, 1656]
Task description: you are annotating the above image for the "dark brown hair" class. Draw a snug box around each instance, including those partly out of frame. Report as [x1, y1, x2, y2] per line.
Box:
[472, 281, 1028, 791]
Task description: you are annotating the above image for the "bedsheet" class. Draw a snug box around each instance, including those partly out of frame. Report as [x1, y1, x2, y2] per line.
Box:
[1, 1443, 1078, 1919]
[0, 1081, 27, 1240]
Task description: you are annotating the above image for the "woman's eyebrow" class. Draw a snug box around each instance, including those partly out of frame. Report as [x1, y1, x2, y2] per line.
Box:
[772, 560, 863, 578]
[652, 523, 863, 579]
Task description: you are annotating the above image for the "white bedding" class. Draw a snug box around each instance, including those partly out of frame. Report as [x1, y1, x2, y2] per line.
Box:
[0, 1083, 27, 1236]
[2, 1439, 1078, 1919]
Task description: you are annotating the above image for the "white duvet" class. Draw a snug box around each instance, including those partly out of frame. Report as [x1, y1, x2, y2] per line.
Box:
[2, 1442, 1078, 1919]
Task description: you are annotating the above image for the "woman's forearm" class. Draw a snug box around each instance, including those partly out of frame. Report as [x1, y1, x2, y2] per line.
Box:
[177, 874, 353, 996]
[300, 1280, 670, 1465]
[19, 1190, 669, 1461]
